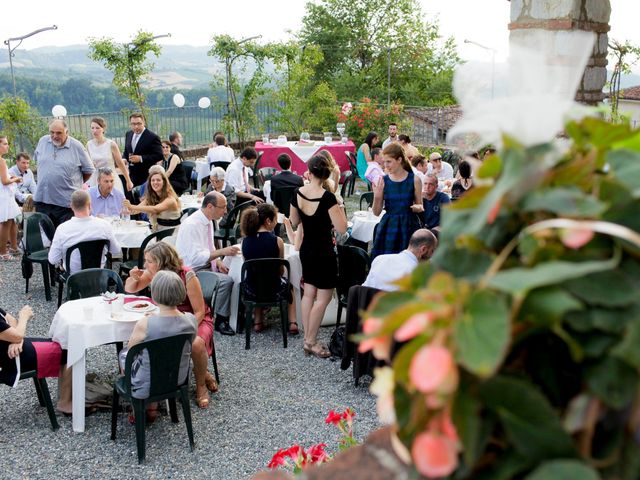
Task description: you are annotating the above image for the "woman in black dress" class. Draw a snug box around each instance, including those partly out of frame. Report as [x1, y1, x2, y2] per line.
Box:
[241, 203, 298, 334]
[290, 155, 348, 358]
[161, 140, 189, 195]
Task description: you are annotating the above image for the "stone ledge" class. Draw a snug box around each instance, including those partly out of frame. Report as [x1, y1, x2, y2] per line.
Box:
[509, 19, 610, 33]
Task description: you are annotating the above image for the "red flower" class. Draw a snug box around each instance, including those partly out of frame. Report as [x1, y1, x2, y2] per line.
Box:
[308, 443, 329, 463]
[283, 444, 303, 459]
[342, 408, 356, 422]
[325, 410, 343, 425]
[268, 449, 289, 469]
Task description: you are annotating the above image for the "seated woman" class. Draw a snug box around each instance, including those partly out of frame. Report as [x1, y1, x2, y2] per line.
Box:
[161, 140, 189, 196]
[125, 242, 217, 409]
[0, 305, 66, 409]
[450, 160, 473, 200]
[356, 131, 379, 181]
[120, 270, 197, 402]
[240, 204, 298, 334]
[124, 169, 181, 230]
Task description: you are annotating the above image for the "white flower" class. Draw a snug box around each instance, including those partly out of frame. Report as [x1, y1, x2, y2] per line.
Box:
[370, 367, 396, 424]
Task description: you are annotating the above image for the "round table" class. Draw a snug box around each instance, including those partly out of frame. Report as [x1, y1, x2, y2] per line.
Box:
[350, 211, 383, 243]
[111, 220, 152, 248]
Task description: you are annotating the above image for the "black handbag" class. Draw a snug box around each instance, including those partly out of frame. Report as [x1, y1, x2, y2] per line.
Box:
[21, 255, 33, 280]
[329, 326, 346, 359]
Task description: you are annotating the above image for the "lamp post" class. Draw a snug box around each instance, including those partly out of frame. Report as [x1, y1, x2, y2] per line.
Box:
[4, 25, 58, 98]
[463, 39, 497, 99]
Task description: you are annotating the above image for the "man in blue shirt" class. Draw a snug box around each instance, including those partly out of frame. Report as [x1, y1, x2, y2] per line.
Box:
[8, 153, 37, 205]
[88, 167, 126, 217]
[422, 174, 450, 230]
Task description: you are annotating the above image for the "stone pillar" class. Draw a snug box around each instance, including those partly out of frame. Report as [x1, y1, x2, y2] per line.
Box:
[509, 0, 611, 104]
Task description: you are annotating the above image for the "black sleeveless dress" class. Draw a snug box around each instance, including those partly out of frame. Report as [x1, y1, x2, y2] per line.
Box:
[291, 189, 338, 289]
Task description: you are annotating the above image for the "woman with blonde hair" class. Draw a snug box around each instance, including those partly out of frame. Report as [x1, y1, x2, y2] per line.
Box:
[87, 117, 134, 192]
[125, 242, 217, 409]
[124, 169, 181, 230]
[0, 136, 22, 260]
[316, 150, 341, 195]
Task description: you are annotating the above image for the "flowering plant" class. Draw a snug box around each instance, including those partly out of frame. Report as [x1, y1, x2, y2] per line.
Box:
[267, 408, 358, 475]
[336, 97, 409, 146]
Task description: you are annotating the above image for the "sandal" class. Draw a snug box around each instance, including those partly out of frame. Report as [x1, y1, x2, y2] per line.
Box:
[195, 384, 209, 409]
[303, 342, 331, 359]
[205, 372, 219, 393]
[288, 322, 299, 335]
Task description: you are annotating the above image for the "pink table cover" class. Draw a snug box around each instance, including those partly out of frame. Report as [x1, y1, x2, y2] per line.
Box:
[255, 141, 356, 174]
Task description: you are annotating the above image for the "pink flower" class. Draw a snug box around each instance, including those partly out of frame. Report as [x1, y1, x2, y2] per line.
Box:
[412, 432, 458, 478]
[395, 312, 434, 342]
[409, 345, 455, 394]
[561, 228, 594, 249]
[487, 199, 501, 224]
[358, 317, 391, 360]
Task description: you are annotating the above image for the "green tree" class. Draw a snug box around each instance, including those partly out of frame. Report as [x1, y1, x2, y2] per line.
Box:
[268, 42, 337, 135]
[299, 0, 458, 106]
[88, 31, 164, 115]
[608, 39, 640, 121]
[0, 96, 47, 157]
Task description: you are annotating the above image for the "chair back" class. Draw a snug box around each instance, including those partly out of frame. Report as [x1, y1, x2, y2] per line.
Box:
[252, 151, 264, 188]
[241, 258, 290, 302]
[219, 200, 255, 230]
[121, 334, 193, 398]
[65, 239, 110, 273]
[259, 167, 277, 185]
[24, 213, 54, 254]
[131, 185, 143, 205]
[337, 245, 370, 302]
[195, 271, 220, 310]
[136, 228, 176, 268]
[272, 186, 297, 217]
[346, 151, 358, 174]
[181, 161, 196, 194]
[360, 192, 374, 210]
[340, 171, 353, 199]
[67, 268, 124, 301]
[180, 208, 198, 223]
[211, 161, 229, 171]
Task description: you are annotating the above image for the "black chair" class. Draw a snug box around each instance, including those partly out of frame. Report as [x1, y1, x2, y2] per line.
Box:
[258, 167, 277, 187]
[131, 185, 143, 205]
[215, 200, 256, 247]
[195, 271, 221, 384]
[210, 161, 229, 171]
[336, 245, 370, 327]
[272, 186, 298, 217]
[239, 258, 290, 350]
[67, 268, 124, 301]
[252, 151, 264, 188]
[340, 171, 354, 201]
[119, 229, 176, 281]
[360, 192, 374, 211]
[182, 160, 196, 194]
[22, 213, 56, 301]
[110, 334, 195, 464]
[345, 151, 359, 196]
[180, 208, 198, 223]
[17, 369, 59, 431]
[56, 239, 110, 307]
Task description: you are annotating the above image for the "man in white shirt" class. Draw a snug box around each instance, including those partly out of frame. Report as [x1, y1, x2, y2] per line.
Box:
[363, 229, 437, 291]
[206, 133, 235, 166]
[48, 190, 121, 273]
[225, 147, 265, 204]
[8, 153, 37, 205]
[175, 191, 240, 335]
[381, 122, 399, 148]
[429, 152, 454, 182]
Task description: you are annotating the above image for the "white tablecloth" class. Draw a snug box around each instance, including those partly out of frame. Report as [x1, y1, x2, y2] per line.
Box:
[49, 295, 148, 432]
[222, 243, 303, 330]
[350, 211, 383, 243]
[112, 221, 152, 248]
[180, 194, 203, 211]
[195, 159, 210, 191]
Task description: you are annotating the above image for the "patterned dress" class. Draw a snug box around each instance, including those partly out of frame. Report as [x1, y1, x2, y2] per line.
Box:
[371, 171, 420, 259]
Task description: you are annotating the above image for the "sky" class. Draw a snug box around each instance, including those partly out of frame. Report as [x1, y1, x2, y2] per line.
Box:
[2, 0, 638, 70]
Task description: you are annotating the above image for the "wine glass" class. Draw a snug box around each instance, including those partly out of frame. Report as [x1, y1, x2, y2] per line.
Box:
[336, 122, 346, 137]
[300, 132, 310, 142]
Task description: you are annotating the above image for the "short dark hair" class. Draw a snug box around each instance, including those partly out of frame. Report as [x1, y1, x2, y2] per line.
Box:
[214, 133, 226, 146]
[16, 152, 31, 162]
[169, 131, 181, 142]
[202, 192, 218, 208]
[388, 122, 397, 127]
[129, 113, 145, 122]
[411, 155, 426, 168]
[371, 147, 381, 158]
[277, 153, 292, 170]
[408, 228, 437, 250]
[240, 147, 257, 160]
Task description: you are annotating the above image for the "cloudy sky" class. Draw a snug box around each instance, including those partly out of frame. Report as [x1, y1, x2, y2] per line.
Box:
[2, 0, 637, 69]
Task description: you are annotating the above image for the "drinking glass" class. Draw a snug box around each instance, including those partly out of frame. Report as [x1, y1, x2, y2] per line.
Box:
[261, 133, 269, 144]
[300, 132, 310, 142]
[324, 132, 333, 144]
[336, 122, 346, 137]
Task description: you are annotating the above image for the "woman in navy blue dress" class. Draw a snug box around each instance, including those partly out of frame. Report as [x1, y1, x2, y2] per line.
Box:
[371, 143, 423, 258]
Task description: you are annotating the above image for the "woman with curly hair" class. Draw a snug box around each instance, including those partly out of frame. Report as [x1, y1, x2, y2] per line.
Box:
[124, 169, 180, 230]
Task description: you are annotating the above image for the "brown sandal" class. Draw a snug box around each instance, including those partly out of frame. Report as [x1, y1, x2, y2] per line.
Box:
[303, 342, 330, 359]
[195, 385, 209, 409]
[204, 372, 219, 393]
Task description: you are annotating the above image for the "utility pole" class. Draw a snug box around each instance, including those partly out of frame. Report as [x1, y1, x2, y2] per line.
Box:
[464, 39, 497, 99]
[387, 47, 391, 108]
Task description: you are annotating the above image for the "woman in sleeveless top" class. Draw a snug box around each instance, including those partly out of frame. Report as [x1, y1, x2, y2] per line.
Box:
[87, 117, 133, 192]
[162, 140, 189, 195]
[371, 143, 423, 259]
[124, 242, 217, 409]
[290, 155, 347, 358]
[241, 203, 298, 334]
[356, 131, 379, 181]
[0, 136, 21, 260]
[123, 170, 181, 231]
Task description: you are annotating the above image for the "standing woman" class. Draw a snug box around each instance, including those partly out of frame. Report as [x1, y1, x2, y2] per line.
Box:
[161, 140, 189, 196]
[356, 132, 379, 181]
[0, 136, 22, 260]
[87, 117, 134, 192]
[123, 170, 181, 230]
[316, 150, 341, 195]
[371, 143, 424, 258]
[290, 155, 347, 358]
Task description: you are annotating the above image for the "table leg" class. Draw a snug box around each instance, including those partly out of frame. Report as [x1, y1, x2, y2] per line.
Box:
[72, 354, 86, 433]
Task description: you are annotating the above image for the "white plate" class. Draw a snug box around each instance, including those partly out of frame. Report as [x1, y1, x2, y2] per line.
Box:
[110, 313, 141, 322]
[123, 300, 157, 313]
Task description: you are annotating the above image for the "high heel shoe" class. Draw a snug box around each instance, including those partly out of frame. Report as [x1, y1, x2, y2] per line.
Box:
[204, 372, 219, 393]
[195, 384, 209, 409]
[303, 342, 331, 359]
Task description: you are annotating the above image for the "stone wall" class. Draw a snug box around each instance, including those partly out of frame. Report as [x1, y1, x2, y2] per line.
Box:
[509, 0, 611, 104]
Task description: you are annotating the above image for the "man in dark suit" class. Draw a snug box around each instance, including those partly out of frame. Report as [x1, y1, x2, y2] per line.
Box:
[270, 154, 304, 199]
[123, 113, 164, 187]
[169, 131, 184, 160]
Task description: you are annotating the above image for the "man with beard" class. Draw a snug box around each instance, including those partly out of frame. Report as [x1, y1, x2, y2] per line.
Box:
[33, 119, 95, 230]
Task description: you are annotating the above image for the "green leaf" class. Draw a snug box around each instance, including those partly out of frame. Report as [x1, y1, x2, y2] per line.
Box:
[488, 256, 618, 295]
[585, 356, 639, 409]
[524, 459, 600, 480]
[606, 149, 640, 198]
[565, 308, 630, 334]
[612, 317, 640, 369]
[454, 290, 510, 377]
[368, 291, 415, 318]
[452, 382, 483, 468]
[520, 187, 606, 217]
[434, 248, 494, 283]
[472, 449, 532, 480]
[565, 270, 637, 308]
[519, 287, 583, 327]
[479, 376, 576, 461]
[477, 153, 502, 179]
